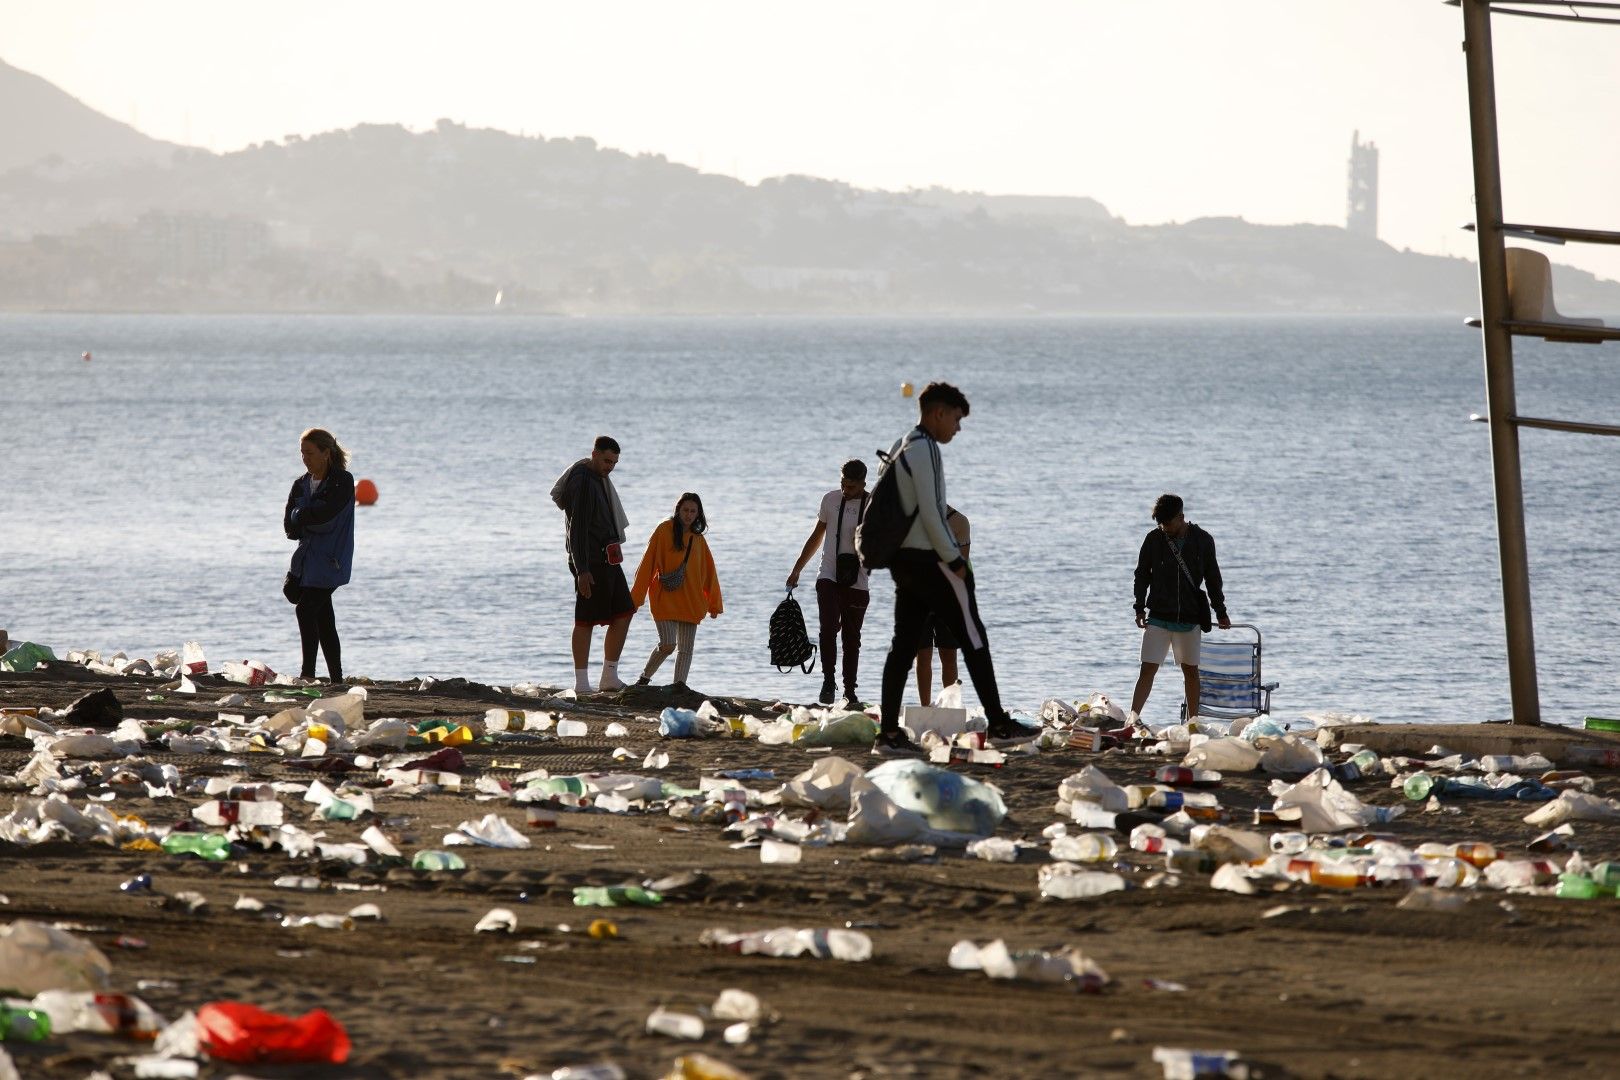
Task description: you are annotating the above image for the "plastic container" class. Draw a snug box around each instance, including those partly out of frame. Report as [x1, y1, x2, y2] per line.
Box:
[760, 839, 803, 864]
[556, 719, 588, 738]
[180, 640, 208, 675]
[32, 991, 163, 1039]
[1049, 833, 1119, 863]
[160, 833, 232, 861]
[646, 1008, 704, 1040]
[192, 799, 283, 827]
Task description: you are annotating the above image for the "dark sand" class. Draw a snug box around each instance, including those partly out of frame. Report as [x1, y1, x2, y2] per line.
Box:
[5, 667, 1620, 1079]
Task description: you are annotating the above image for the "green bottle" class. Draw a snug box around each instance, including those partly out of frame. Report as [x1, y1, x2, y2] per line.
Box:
[1556, 873, 1601, 900]
[1588, 862, 1620, 890]
[160, 832, 232, 861]
[1402, 772, 1437, 800]
[572, 885, 662, 907]
[527, 776, 587, 797]
[412, 850, 466, 871]
[0, 1004, 51, 1042]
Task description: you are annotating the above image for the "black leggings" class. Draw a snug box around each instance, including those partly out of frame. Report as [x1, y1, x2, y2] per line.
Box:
[879, 550, 1006, 732]
[295, 587, 342, 681]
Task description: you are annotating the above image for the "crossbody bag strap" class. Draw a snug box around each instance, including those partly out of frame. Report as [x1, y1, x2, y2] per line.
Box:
[835, 496, 846, 557]
[1166, 531, 1200, 590]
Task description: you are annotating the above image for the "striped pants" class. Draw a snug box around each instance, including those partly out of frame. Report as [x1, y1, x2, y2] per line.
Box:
[642, 619, 698, 684]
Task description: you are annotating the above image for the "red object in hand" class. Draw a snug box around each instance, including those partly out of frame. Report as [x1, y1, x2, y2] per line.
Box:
[196, 1002, 350, 1064]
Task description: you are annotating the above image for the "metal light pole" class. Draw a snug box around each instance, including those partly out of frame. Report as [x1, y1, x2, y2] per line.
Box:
[1461, 0, 1541, 724]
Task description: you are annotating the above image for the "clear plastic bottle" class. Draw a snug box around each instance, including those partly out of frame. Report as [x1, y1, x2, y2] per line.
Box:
[1049, 833, 1119, 862]
[1403, 772, 1437, 800]
[31, 991, 163, 1039]
[1037, 866, 1128, 900]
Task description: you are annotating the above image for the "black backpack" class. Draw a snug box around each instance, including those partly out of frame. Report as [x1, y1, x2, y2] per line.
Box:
[854, 442, 916, 571]
[769, 589, 816, 673]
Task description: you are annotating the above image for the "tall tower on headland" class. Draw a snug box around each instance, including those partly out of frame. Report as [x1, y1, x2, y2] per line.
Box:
[1347, 130, 1379, 239]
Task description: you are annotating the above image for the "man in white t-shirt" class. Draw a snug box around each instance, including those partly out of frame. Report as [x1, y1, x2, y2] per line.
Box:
[787, 459, 871, 704]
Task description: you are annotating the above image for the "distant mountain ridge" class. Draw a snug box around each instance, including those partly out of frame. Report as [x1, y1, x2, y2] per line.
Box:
[2, 59, 1617, 315]
[0, 59, 178, 173]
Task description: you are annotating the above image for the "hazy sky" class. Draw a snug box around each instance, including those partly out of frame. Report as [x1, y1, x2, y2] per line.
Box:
[10, 1, 1620, 281]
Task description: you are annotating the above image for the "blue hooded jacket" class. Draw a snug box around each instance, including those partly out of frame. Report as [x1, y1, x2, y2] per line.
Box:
[284, 469, 355, 589]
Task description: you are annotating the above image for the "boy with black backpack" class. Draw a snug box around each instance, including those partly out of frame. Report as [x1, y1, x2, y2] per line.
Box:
[859, 382, 1035, 756]
[786, 459, 872, 705]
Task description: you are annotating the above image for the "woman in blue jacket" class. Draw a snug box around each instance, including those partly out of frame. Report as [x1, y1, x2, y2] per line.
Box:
[283, 428, 355, 683]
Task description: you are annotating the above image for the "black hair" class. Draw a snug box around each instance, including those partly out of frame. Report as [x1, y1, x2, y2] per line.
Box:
[918, 381, 970, 417]
[593, 435, 621, 454]
[1152, 493, 1184, 524]
[841, 458, 868, 482]
[671, 492, 708, 549]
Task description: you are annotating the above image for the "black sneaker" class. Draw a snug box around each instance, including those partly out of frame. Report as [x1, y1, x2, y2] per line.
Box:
[817, 677, 837, 705]
[843, 687, 860, 707]
[986, 715, 1040, 746]
[635, 675, 651, 687]
[874, 729, 923, 757]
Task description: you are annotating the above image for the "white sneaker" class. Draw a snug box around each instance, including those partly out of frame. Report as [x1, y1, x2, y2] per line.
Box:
[574, 678, 593, 695]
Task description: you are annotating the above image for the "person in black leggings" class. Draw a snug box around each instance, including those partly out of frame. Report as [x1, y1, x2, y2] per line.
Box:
[283, 428, 356, 683]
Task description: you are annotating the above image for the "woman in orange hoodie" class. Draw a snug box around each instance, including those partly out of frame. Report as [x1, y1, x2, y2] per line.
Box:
[630, 492, 724, 690]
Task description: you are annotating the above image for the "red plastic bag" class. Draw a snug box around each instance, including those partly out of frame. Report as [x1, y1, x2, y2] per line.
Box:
[196, 1002, 350, 1064]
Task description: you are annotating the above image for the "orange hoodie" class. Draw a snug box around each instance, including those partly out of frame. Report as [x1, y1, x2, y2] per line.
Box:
[630, 519, 724, 623]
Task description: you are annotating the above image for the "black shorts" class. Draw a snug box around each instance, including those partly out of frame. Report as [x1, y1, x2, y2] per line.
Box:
[918, 614, 960, 651]
[571, 561, 634, 627]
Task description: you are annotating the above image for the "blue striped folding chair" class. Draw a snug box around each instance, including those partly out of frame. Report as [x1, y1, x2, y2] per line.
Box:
[1182, 624, 1278, 721]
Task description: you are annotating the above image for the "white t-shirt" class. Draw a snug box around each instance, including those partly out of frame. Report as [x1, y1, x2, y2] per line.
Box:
[816, 489, 870, 591]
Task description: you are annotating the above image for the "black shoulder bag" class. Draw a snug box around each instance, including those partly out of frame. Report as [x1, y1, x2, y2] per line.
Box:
[1166, 532, 1214, 634]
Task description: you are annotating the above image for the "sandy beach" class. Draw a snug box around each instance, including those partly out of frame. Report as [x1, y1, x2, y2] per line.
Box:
[5, 664, 1620, 1080]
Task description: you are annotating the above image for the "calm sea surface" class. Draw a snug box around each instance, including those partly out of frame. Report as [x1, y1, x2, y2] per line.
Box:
[2, 314, 1616, 725]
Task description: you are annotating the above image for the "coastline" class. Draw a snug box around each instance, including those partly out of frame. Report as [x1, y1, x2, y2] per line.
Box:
[5, 665, 1620, 1078]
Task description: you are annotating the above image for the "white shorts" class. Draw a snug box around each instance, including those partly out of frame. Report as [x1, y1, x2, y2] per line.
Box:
[1141, 625, 1201, 667]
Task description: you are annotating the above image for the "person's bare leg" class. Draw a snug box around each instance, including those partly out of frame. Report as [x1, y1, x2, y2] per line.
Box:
[1131, 662, 1158, 716]
[603, 615, 631, 662]
[914, 647, 933, 707]
[1181, 663, 1201, 719]
[571, 624, 592, 669]
[940, 648, 959, 689]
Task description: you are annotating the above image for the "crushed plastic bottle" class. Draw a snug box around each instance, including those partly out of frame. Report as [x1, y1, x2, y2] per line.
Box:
[1049, 833, 1119, 863]
[572, 886, 663, 907]
[699, 926, 872, 961]
[160, 833, 232, 861]
[1038, 865, 1128, 900]
[1155, 766, 1222, 788]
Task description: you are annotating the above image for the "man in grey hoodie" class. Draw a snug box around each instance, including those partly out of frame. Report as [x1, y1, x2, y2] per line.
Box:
[875, 382, 1031, 755]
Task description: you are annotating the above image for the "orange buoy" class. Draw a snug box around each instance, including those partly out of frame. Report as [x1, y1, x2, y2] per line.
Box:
[82, 351, 92, 362]
[355, 478, 379, 506]
[900, 382, 914, 398]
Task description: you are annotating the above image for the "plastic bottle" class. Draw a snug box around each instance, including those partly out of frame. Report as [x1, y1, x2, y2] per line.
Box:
[556, 719, 588, 738]
[528, 776, 588, 797]
[1269, 832, 1309, 855]
[646, 1008, 704, 1040]
[1154, 766, 1221, 788]
[160, 832, 231, 860]
[1146, 789, 1219, 811]
[1556, 873, 1602, 900]
[550, 1065, 628, 1080]
[1049, 833, 1119, 862]
[192, 799, 283, 827]
[0, 1004, 50, 1042]
[411, 850, 466, 871]
[31, 991, 163, 1039]
[572, 886, 662, 907]
[1447, 841, 1499, 869]
[1403, 772, 1437, 800]
[1037, 868, 1128, 900]
[1589, 862, 1620, 889]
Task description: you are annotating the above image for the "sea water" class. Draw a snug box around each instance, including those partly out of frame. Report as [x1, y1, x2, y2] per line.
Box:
[2, 313, 1616, 724]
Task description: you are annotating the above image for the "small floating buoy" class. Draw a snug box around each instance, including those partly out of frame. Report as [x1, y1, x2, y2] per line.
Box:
[356, 478, 379, 506]
[82, 351, 92, 362]
[900, 382, 914, 398]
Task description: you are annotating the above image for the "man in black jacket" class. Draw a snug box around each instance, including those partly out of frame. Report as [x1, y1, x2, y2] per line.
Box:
[1130, 493, 1231, 721]
[556, 436, 634, 694]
